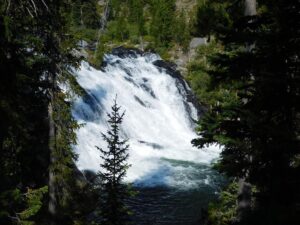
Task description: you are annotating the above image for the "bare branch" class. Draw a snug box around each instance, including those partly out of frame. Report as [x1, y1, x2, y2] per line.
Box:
[5, 0, 11, 13]
[30, 0, 38, 16]
[26, 7, 34, 18]
[41, 0, 49, 11]
[8, 213, 21, 223]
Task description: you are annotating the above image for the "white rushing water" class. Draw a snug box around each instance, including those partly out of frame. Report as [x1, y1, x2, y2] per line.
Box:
[72, 49, 220, 189]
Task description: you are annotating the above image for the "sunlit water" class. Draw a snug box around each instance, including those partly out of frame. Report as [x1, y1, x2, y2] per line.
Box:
[72, 49, 224, 224]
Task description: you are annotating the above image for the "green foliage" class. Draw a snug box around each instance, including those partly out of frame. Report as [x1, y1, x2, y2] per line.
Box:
[150, 0, 176, 47]
[51, 91, 80, 207]
[110, 0, 123, 19]
[192, 1, 300, 224]
[192, 1, 231, 40]
[68, 0, 199, 63]
[71, 27, 98, 43]
[106, 18, 130, 42]
[96, 98, 133, 225]
[18, 186, 48, 225]
[0, 189, 22, 222]
[0, 1, 94, 224]
[90, 37, 107, 68]
[81, 1, 100, 28]
[174, 10, 190, 51]
[71, 0, 101, 29]
[187, 40, 237, 108]
[128, 0, 145, 35]
[208, 182, 238, 225]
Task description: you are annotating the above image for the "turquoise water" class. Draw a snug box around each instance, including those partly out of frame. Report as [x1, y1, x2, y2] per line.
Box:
[130, 160, 226, 225]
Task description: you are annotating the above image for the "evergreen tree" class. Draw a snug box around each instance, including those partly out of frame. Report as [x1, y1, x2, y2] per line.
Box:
[128, 0, 145, 35]
[193, 2, 226, 41]
[0, 1, 96, 224]
[192, 0, 300, 224]
[110, 0, 122, 19]
[70, 0, 100, 28]
[174, 10, 190, 51]
[96, 98, 132, 225]
[150, 0, 176, 47]
[81, 0, 100, 29]
[115, 8, 129, 41]
[71, 0, 83, 26]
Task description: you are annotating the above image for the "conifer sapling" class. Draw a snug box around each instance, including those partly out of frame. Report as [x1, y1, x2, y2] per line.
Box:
[96, 97, 132, 225]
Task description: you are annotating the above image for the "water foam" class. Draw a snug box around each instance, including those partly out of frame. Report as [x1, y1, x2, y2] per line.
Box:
[72, 51, 220, 188]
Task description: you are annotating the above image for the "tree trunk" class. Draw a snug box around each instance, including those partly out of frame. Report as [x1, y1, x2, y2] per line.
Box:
[236, 178, 252, 220]
[236, 0, 257, 221]
[139, 36, 144, 51]
[94, 0, 110, 58]
[244, 0, 256, 16]
[80, 7, 84, 27]
[48, 79, 57, 225]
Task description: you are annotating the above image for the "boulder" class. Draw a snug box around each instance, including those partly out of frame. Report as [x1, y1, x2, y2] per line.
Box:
[111, 46, 144, 58]
[189, 37, 207, 50]
[77, 40, 89, 48]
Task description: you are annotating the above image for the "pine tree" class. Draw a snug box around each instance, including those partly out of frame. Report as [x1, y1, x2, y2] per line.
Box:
[174, 10, 190, 51]
[0, 1, 95, 224]
[150, 0, 176, 47]
[192, 0, 241, 41]
[192, 0, 300, 224]
[96, 98, 132, 225]
[81, 0, 100, 29]
[128, 0, 145, 35]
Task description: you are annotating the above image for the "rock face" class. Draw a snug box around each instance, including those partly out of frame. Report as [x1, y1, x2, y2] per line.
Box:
[72, 49, 89, 59]
[189, 37, 207, 49]
[188, 37, 207, 60]
[175, 0, 197, 19]
[152, 60, 178, 73]
[168, 37, 207, 75]
[75, 40, 97, 59]
[111, 46, 144, 58]
[152, 59, 204, 117]
[97, 0, 106, 6]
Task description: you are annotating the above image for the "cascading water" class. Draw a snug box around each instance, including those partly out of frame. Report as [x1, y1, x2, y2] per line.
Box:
[72, 47, 224, 224]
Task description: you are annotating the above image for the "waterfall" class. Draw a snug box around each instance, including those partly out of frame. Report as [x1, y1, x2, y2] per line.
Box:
[72, 47, 220, 189]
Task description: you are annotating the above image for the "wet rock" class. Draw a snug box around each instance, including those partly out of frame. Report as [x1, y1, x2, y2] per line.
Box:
[124, 77, 139, 87]
[111, 46, 144, 58]
[140, 83, 156, 99]
[71, 49, 89, 59]
[153, 60, 204, 117]
[138, 140, 164, 150]
[77, 40, 89, 48]
[153, 60, 185, 87]
[134, 96, 151, 108]
[82, 170, 99, 183]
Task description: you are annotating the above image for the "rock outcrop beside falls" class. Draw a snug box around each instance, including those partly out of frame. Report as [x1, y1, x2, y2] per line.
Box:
[152, 60, 203, 117]
[111, 47, 145, 58]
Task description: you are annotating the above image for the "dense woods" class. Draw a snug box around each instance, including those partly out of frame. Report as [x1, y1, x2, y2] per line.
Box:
[68, 0, 191, 64]
[0, 1, 96, 224]
[0, 0, 299, 225]
[190, 0, 300, 224]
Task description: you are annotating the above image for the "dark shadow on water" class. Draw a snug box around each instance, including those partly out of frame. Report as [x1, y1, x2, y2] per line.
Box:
[128, 160, 227, 225]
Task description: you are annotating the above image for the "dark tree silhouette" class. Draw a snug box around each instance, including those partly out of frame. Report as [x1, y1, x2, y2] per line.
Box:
[192, 0, 300, 224]
[96, 97, 131, 225]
